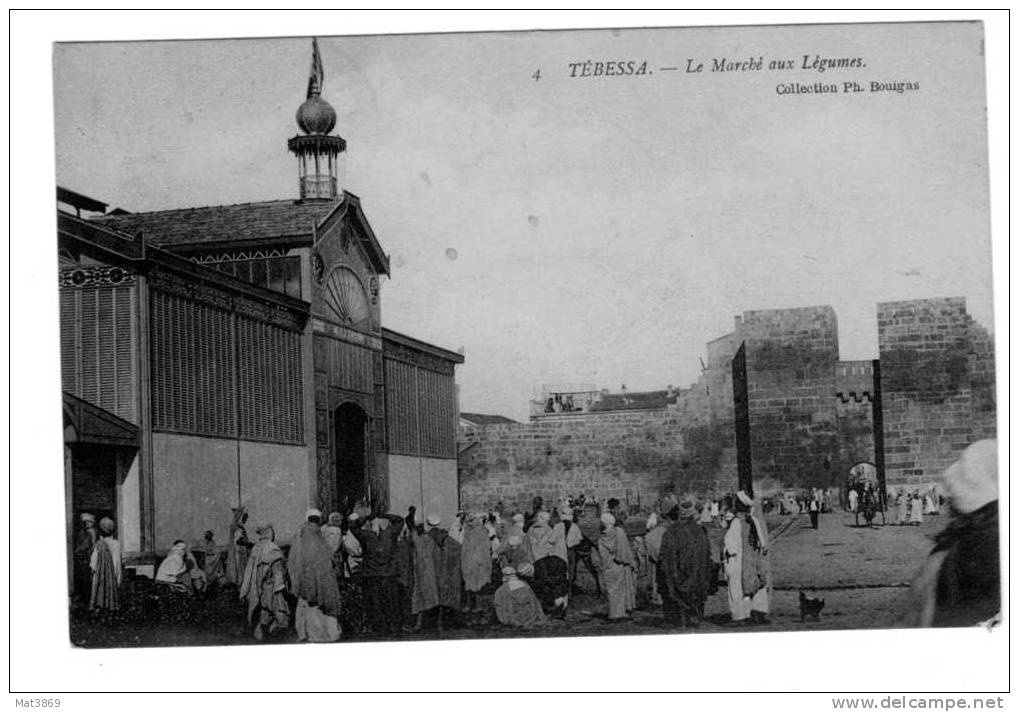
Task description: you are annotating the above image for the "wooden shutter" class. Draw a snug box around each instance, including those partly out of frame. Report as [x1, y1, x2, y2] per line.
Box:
[150, 289, 234, 437]
[59, 284, 136, 423]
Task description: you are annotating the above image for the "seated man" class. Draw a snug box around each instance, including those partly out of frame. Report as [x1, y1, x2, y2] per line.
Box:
[493, 566, 546, 628]
[155, 540, 207, 595]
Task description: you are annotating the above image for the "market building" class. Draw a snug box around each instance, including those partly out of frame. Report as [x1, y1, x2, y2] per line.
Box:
[58, 42, 463, 576]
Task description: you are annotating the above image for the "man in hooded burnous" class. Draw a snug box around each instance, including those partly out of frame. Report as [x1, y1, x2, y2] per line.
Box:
[460, 512, 493, 614]
[525, 510, 570, 616]
[288, 509, 342, 642]
[493, 566, 546, 628]
[411, 515, 462, 633]
[89, 516, 121, 613]
[73, 512, 98, 603]
[657, 498, 713, 628]
[225, 506, 251, 588]
[239, 524, 290, 640]
[910, 440, 1000, 628]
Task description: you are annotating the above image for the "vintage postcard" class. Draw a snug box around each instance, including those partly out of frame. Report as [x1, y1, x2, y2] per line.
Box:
[35, 16, 1004, 693]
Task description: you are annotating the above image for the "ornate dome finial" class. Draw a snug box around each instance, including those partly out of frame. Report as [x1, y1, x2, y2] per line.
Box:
[288, 38, 346, 200]
[296, 38, 336, 135]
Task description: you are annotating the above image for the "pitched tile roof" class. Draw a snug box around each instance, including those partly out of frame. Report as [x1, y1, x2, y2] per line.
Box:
[92, 198, 341, 248]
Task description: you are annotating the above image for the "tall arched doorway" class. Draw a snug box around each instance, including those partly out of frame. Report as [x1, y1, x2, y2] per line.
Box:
[334, 402, 369, 512]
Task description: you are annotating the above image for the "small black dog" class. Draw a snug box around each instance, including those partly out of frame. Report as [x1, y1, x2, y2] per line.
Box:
[799, 590, 825, 622]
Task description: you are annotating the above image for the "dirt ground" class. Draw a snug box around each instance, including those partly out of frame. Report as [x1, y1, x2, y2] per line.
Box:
[69, 510, 944, 648]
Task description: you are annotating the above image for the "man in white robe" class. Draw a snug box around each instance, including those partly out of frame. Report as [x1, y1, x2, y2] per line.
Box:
[722, 492, 772, 624]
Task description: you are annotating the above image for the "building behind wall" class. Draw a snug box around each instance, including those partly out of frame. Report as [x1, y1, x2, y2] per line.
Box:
[58, 45, 463, 576]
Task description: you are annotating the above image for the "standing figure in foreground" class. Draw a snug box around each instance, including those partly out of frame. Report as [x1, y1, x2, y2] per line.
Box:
[201, 530, 226, 590]
[461, 512, 493, 614]
[722, 493, 771, 625]
[858, 485, 876, 527]
[643, 512, 669, 607]
[287, 509, 342, 643]
[351, 511, 404, 635]
[657, 499, 713, 628]
[225, 506, 251, 587]
[338, 513, 366, 635]
[89, 516, 121, 612]
[411, 515, 463, 633]
[557, 505, 583, 597]
[897, 490, 909, 526]
[911, 440, 999, 628]
[596, 512, 635, 621]
[73, 513, 98, 603]
[239, 524, 290, 640]
[525, 510, 570, 616]
[741, 491, 772, 623]
[909, 491, 924, 526]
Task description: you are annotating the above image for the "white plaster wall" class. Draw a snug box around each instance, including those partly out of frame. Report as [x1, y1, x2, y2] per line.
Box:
[387, 454, 458, 525]
[152, 433, 310, 550]
[238, 440, 311, 547]
[118, 452, 141, 553]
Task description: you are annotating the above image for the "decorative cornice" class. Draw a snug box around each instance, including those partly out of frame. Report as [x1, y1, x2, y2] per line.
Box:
[59, 266, 136, 288]
[150, 270, 233, 310]
[235, 298, 304, 331]
[150, 270, 304, 331]
[191, 248, 290, 263]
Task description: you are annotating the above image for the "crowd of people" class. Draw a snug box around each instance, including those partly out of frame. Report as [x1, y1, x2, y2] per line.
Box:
[70, 439, 999, 639]
[72, 489, 779, 639]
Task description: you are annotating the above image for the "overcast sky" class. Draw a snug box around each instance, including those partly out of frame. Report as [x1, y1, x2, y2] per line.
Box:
[54, 22, 994, 421]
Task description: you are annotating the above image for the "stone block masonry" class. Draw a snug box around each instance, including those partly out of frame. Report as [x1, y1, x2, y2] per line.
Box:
[458, 298, 995, 511]
[878, 298, 996, 490]
[458, 409, 733, 513]
[739, 306, 843, 488]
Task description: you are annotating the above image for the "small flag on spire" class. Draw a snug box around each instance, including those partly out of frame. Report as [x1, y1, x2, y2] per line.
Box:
[307, 37, 325, 97]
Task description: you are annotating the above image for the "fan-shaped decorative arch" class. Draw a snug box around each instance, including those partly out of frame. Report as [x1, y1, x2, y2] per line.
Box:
[322, 265, 373, 330]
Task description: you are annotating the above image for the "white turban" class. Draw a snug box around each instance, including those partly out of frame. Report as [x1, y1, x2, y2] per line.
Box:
[600, 512, 616, 528]
[645, 513, 658, 530]
[944, 439, 998, 514]
[426, 514, 442, 527]
[305, 508, 322, 520]
[512, 513, 525, 524]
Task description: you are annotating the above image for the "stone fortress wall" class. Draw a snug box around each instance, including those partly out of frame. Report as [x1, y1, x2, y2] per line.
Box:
[457, 298, 995, 513]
